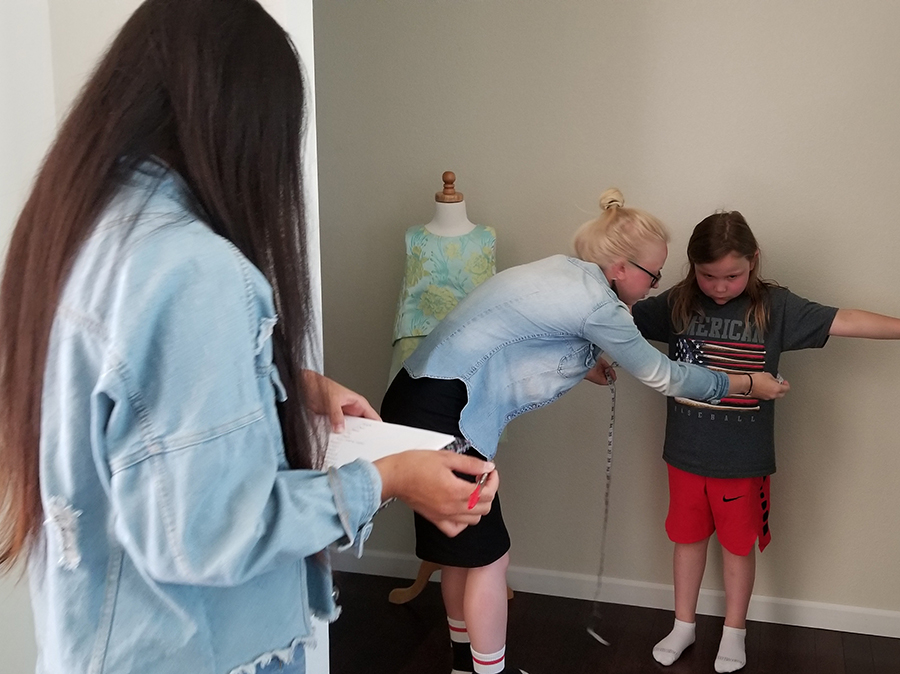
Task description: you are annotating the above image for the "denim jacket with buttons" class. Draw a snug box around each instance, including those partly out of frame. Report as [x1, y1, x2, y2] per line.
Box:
[30, 162, 382, 674]
[403, 255, 729, 459]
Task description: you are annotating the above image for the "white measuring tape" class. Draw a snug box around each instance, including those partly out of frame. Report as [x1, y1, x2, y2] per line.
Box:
[586, 363, 617, 647]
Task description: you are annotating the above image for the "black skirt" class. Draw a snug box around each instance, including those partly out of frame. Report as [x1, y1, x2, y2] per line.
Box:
[381, 368, 511, 568]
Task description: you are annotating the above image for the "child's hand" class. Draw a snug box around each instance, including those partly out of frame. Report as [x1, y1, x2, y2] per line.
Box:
[585, 358, 617, 386]
[751, 372, 790, 399]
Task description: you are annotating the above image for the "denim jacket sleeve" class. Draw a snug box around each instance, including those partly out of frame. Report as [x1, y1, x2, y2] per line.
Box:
[90, 225, 382, 586]
[584, 297, 728, 402]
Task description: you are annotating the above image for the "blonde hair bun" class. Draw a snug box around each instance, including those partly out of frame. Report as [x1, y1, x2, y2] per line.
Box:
[573, 187, 669, 268]
[599, 188, 624, 211]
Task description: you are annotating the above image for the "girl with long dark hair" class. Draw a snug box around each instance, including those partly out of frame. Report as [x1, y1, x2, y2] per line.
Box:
[0, 2, 496, 672]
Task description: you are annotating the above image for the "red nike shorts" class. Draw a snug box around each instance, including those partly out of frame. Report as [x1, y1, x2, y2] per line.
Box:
[665, 464, 771, 555]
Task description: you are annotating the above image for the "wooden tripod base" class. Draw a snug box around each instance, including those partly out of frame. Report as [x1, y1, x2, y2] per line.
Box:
[388, 560, 514, 604]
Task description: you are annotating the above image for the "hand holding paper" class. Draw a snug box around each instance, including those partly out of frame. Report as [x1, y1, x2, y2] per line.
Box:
[324, 415, 498, 536]
[303, 370, 380, 432]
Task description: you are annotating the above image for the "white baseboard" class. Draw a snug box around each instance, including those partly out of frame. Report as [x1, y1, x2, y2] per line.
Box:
[332, 549, 900, 639]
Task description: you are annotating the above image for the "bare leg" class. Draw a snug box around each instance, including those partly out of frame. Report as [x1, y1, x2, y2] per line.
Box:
[721, 546, 755, 628]
[674, 538, 710, 623]
[440, 565, 469, 620]
[440, 566, 475, 673]
[714, 545, 755, 672]
[654, 538, 710, 666]
[461, 552, 510, 653]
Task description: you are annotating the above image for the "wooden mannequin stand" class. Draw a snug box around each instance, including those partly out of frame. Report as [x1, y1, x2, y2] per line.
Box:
[388, 560, 442, 604]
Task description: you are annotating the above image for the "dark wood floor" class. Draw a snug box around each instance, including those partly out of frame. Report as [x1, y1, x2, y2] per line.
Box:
[329, 572, 900, 674]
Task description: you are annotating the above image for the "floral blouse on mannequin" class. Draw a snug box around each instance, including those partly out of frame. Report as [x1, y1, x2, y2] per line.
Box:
[389, 224, 496, 382]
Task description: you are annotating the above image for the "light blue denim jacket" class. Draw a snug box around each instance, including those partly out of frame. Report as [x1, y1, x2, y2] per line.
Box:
[30, 162, 383, 674]
[404, 255, 729, 459]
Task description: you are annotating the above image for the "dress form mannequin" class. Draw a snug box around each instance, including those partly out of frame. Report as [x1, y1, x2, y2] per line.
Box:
[388, 173, 505, 605]
[425, 172, 476, 236]
[388, 171, 496, 383]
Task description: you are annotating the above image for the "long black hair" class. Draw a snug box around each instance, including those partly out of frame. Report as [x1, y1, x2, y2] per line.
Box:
[0, 0, 320, 571]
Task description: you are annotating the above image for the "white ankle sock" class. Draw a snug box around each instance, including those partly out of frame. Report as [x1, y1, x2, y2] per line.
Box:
[652, 618, 696, 666]
[471, 645, 505, 674]
[715, 625, 746, 672]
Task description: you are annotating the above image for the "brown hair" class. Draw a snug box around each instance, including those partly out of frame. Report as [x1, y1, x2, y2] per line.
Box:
[573, 188, 670, 269]
[669, 211, 780, 334]
[0, 0, 320, 572]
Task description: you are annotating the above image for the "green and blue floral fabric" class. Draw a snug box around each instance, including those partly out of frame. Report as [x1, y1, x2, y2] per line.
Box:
[389, 224, 496, 382]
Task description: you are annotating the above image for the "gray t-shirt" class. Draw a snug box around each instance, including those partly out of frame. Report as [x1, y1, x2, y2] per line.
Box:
[633, 287, 837, 478]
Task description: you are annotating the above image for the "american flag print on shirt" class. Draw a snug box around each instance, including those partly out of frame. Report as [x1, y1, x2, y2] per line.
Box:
[674, 337, 766, 411]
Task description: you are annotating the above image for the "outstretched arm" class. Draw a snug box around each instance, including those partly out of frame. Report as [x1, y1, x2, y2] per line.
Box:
[829, 309, 900, 339]
[585, 352, 788, 400]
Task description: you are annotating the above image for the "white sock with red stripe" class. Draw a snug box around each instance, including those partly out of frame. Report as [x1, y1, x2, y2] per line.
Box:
[471, 645, 505, 674]
[470, 645, 528, 674]
[448, 618, 472, 674]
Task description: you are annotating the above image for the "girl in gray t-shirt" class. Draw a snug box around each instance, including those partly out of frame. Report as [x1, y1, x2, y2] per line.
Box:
[632, 211, 900, 673]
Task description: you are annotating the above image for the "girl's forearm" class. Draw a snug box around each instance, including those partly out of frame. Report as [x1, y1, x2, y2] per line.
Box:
[829, 309, 900, 339]
[726, 372, 790, 400]
[726, 373, 754, 396]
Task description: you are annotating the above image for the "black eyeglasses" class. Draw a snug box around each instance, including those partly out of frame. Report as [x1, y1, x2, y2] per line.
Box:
[628, 260, 662, 288]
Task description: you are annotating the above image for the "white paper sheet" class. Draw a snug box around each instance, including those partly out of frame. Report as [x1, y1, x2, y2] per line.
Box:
[323, 416, 457, 468]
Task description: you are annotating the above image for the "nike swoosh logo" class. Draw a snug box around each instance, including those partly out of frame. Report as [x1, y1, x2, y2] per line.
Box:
[722, 495, 744, 502]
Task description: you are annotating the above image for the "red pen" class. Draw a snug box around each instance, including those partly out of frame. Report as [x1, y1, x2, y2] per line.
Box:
[467, 471, 490, 510]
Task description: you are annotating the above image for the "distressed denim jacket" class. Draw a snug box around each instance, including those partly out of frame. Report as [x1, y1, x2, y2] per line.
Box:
[31, 162, 382, 674]
[404, 255, 729, 459]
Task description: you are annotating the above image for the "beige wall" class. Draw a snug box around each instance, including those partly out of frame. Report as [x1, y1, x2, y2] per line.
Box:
[46, 0, 139, 120]
[1, 1, 59, 669]
[314, 0, 900, 620]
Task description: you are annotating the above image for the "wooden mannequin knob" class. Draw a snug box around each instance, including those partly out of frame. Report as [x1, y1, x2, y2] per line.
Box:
[435, 171, 464, 203]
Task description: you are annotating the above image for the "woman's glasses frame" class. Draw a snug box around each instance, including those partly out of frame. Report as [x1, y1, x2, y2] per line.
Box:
[628, 260, 662, 288]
